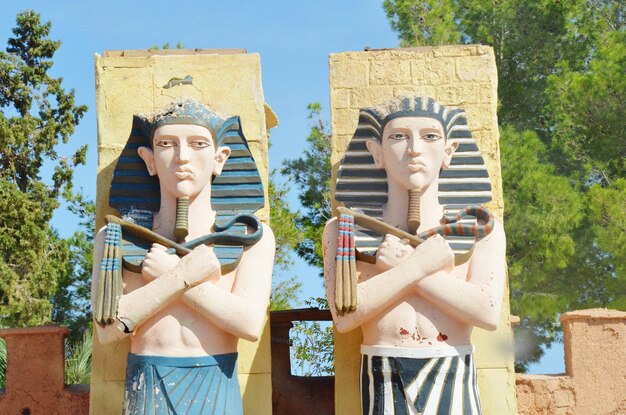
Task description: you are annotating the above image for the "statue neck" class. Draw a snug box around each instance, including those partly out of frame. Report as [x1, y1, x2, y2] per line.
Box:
[152, 186, 215, 241]
[382, 178, 443, 234]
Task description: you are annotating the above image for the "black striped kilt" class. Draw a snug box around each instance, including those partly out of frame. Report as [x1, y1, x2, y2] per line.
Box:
[360, 348, 482, 415]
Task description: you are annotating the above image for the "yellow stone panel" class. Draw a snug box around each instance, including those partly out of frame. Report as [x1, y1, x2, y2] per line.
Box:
[239, 373, 273, 415]
[329, 46, 517, 415]
[91, 50, 273, 414]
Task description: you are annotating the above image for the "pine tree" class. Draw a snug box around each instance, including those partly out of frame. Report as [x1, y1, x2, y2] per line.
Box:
[0, 11, 88, 328]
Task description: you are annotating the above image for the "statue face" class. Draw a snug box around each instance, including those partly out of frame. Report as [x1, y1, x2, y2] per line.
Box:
[367, 116, 458, 191]
[138, 124, 230, 199]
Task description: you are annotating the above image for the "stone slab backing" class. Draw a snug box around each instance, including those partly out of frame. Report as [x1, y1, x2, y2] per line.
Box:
[329, 46, 517, 415]
[92, 51, 273, 415]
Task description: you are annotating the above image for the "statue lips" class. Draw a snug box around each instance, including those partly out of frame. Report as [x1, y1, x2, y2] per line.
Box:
[174, 169, 193, 180]
[406, 159, 425, 173]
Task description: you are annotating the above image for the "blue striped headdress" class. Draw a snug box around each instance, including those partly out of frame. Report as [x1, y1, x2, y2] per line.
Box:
[108, 98, 265, 270]
[335, 95, 492, 256]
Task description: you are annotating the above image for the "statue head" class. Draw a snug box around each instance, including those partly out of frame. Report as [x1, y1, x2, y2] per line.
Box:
[134, 100, 232, 200]
[335, 95, 492, 253]
[109, 98, 265, 228]
[366, 113, 458, 194]
[336, 95, 491, 213]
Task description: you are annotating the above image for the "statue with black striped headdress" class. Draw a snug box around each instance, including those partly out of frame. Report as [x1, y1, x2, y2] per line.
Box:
[323, 95, 506, 415]
[91, 98, 275, 415]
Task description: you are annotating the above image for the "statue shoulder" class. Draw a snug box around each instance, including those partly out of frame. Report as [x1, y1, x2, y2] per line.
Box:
[480, 216, 505, 247]
[93, 225, 108, 252]
[323, 216, 338, 236]
[246, 222, 275, 254]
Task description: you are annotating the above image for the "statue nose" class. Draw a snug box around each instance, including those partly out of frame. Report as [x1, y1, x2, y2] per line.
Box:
[407, 136, 422, 155]
[177, 143, 190, 162]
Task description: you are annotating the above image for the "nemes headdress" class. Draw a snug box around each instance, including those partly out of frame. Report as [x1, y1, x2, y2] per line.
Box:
[335, 95, 492, 255]
[109, 98, 265, 228]
[107, 98, 264, 272]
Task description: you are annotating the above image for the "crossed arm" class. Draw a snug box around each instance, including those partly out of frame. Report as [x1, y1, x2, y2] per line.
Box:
[323, 218, 455, 333]
[91, 223, 275, 344]
[323, 217, 506, 333]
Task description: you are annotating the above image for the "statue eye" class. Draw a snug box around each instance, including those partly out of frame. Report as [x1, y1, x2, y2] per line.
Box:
[190, 140, 211, 149]
[155, 140, 176, 147]
[387, 133, 408, 141]
[421, 133, 443, 142]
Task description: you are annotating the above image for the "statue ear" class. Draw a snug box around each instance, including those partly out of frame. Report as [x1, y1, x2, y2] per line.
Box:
[365, 139, 385, 168]
[137, 146, 157, 176]
[442, 140, 459, 168]
[212, 146, 231, 176]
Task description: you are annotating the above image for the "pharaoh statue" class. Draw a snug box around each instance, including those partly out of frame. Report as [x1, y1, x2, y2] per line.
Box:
[323, 95, 506, 414]
[91, 98, 275, 414]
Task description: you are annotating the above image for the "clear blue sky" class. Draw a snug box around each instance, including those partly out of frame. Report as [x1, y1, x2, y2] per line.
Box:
[1, 0, 562, 374]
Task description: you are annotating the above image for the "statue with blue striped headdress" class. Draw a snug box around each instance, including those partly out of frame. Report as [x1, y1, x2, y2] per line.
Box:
[323, 95, 506, 415]
[91, 98, 275, 415]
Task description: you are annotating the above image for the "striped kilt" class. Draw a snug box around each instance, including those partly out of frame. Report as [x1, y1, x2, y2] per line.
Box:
[361, 346, 482, 415]
[123, 352, 242, 415]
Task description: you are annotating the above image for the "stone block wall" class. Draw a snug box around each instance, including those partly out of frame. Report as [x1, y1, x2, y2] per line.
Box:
[329, 46, 517, 415]
[516, 309, 626, 415]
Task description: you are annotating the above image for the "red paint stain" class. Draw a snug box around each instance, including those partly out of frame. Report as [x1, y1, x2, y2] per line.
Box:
[437, 332, 448, 342]
[399, 328, 409, 335]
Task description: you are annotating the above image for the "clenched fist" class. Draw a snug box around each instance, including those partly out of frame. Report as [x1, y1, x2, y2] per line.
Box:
[172, 244, 221, 288]
[375, 234, 413, 272]
[407, 234, 455, 276]
[142, 243, 181, 280]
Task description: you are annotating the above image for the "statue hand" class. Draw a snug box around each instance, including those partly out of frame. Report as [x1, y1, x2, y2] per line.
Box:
[375, 234, 413, 272]
[142, 243, 181, 280]
[174, 244, 221, 287]
[407, 234, 455, 277]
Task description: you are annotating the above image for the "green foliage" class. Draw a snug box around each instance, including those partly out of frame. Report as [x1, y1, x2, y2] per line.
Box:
[383, 0, 461, 46]
[501, 127, 584, 278]
[268, 168, 305, 311]
[281, 104, 332, 270]
[149, 42, 184, 50]
[269, 172, 304, 271]
[65, 330, 92, 385]
[277, 107, 334, 374]
[547, 29, 625, 182]
[0, 180, 70, 326]
[501, 127, 585, 369]
[382, 0, 625, 370]
[588, 179, 626, 307]
[52, 194, 95, 341]
[0, 11, 89, 332]
[270, 276, 302, 311]
[0, 339, 6, 388]
[290, 298, 334, 376]
[0, 10, 87, 197]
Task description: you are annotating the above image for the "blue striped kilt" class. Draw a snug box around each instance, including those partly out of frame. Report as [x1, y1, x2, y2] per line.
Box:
[361, 346, 482, 415]
[123, 352, 242, 415]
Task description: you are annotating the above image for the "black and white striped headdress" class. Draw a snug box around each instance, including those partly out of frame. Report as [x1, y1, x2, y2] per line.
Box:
[335, 95, 492, 254]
